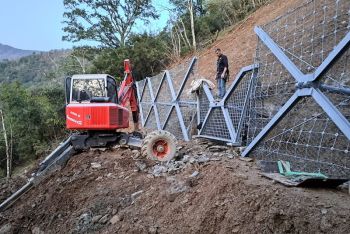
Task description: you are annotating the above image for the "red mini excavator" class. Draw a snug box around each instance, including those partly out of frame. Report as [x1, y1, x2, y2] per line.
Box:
[0, 60, 177, 211]
[64, 59, 176, 161]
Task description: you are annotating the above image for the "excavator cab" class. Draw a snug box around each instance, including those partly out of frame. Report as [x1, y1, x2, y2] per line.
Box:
[65, 74, 129, 130]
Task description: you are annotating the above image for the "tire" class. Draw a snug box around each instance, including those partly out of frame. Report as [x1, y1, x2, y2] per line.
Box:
[141, 130, 177, 161]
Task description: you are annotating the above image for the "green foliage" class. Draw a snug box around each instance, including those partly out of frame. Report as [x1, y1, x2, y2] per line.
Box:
[0, 50, 70, 87]
[0, 83, 66, 173]
[89, 33, 169, 81]
[63, 0, 158, 47]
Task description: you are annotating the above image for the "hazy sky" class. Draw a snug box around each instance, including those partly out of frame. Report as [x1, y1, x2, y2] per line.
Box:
[0, 0, 170, 51]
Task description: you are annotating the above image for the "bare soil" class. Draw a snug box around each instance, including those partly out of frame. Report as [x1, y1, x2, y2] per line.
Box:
[0, 140, 349, 234]
[1, 1, 350, 233]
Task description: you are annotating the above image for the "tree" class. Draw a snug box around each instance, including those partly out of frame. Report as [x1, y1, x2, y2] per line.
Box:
[169, 0, 197, 51]
[0, 109, 12, 178]
[62, 0, 158, 47]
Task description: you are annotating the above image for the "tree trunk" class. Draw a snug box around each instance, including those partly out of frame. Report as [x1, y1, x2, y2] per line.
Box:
[0, 110, 11, 178]
[188, 0, 196, 51]
[179, 19, 192, 48]
[120, 33, 126, 47]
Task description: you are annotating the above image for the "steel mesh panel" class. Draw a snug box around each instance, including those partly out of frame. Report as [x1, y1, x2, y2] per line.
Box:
[250, 96, 350, 178]
[144, 108, 157, 130]
[168, 59, 195, 97]
[225, 70, 253, 139]
[263, 0, 350, 74]
[141, 103, 152, 123]
[137, 79, 147, 98]
[201, 107, 231, 140]
[247, 41, 297, 144]
[319, 47, 350, 123]
[163, 107, 183, 139]
[156, 104, 172, 128]
[179, 63, 199, 102]
[179, 102, 197, 133]
[140, 80, 152, 103]
[149, 73, 163, 96]
[198, 89, 210, 123]
[155, 75, 173, 103]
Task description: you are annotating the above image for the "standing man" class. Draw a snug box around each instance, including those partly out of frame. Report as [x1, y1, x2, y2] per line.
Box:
[215, 48, 229, 100]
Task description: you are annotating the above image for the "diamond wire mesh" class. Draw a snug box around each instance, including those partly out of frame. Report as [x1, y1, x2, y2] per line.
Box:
[247, 0, 350, 177]
[144, 108, 157, 130]
[169, 59, 196, 97]
[198, 89, 210, 123]
[320, 44, 350, 124]
[155, 74, 173, 128]
[246, 41, 297, 145]
[225, 70, 254, 143]
[250, 97, 350, 177]
[139, 80, 152, 123]
[201, 107, 231, 140]
[163, 107, 183, 140]
[263, 0, 349, 74]
[136, 58, 198, 140]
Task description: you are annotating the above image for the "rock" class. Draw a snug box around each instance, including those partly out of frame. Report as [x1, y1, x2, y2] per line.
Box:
[76, 212, 92, 231]
[149, 226, 158, 234]
[32, 227, 45, 234]
[135, 161, 147, 171]
[182, 155, 190, 163]
[131, 190, 143, 201]
[190, 171, 199, 177]
[110, 215, 121, 224]
[210, 157, 221, 161]
[91, 162, 102, 169]
[239, 157, 253, 162]
[189, 157, 196, 164]
[152, 165, 167, 176]
[197, 155, 209, 163]
[131, 150, 141, 158]
[208, 145, 228, 152]
[320, 216, 332, 231]
[99, 214, 109, 224]
[321, 208, 328, 215]
[0, 223, 12, 234]
[92, 215, 103, 223]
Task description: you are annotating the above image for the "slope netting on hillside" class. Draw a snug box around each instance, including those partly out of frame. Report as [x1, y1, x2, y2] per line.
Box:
[262, 0, 349, 74]
[136, 57, 198, 141]
[244, 0, 350, 178]
[250, 97, 350, 178]
[197, 65, 258, 144]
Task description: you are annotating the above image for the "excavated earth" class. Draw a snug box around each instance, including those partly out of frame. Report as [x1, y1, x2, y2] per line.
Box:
[0, 140, 349, 233]
[1, 0, 350, 233]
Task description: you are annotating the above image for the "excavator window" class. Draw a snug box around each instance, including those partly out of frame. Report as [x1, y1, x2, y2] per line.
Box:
[71, 78, 106, 103]
[107, 76, 118, 104]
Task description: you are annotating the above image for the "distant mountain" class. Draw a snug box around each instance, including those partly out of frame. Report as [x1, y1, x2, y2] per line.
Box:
[0, 43, 40, 61]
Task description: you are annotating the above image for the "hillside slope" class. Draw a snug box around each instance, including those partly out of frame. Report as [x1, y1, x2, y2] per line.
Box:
[195, 0, 304, 83]
[0, 43, 39, 61]
[1, 0, 349, 233]
[0, 140, 349, 233]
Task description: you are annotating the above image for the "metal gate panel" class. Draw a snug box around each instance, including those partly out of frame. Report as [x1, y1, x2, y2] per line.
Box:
[136, 57, 198, 141]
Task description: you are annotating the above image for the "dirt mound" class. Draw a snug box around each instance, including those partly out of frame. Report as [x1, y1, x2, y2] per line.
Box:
[1, 1, 350, 233]
[0, 140, 349, 233]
